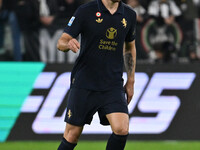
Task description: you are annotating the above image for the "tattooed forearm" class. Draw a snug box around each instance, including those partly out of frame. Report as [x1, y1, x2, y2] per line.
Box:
[124, 51, 135, 76]
[124, 41, 136, 82]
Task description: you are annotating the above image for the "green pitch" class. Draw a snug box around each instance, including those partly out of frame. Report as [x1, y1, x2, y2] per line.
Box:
[0, 141, 200, 150]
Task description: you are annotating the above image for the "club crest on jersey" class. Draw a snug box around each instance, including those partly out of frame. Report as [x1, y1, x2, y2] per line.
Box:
[121, 18, 127, 28]
[96, 12, 101, 17]
[68, 16, 75, 26]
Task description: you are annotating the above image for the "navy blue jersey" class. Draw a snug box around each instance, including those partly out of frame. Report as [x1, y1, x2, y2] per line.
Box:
[64, 0, 136, 91]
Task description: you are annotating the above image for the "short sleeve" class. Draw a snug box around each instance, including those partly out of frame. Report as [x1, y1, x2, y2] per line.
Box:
[64, 7, 84, 38]
[125, 11, 137, 42]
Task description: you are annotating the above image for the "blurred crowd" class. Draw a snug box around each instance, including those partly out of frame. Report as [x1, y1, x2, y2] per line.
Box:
[0, 0, 200, 63]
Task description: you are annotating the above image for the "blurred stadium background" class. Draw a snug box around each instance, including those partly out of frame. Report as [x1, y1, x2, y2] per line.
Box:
[0, 0, 200, 150]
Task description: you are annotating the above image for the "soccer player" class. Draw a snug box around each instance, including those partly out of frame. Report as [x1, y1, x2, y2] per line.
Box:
[57, 0, 136, 149]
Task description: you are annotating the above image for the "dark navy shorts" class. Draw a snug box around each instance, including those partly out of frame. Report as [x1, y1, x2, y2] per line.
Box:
[64, 88, 128, 126]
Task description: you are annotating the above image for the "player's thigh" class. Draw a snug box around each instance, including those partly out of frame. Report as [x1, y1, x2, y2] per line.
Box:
[63, 123, 83, 143]
[106, 112, 129, 135]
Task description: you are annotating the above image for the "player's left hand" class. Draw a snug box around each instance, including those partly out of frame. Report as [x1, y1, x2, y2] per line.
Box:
[124, 81, 134, 105]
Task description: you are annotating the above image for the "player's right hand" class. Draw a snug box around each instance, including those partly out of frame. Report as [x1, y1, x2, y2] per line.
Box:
[67, 38, 80, 53]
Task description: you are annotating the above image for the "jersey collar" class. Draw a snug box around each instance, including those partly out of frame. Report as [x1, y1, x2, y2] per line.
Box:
[97, 0, 124, 15]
